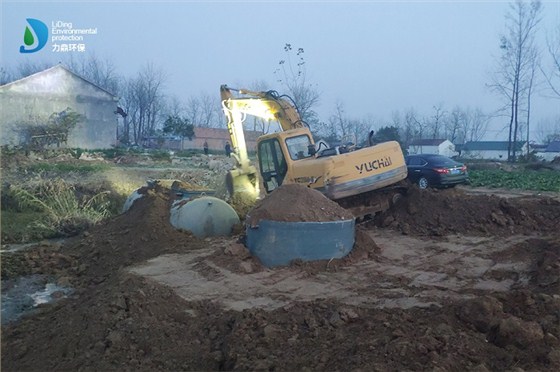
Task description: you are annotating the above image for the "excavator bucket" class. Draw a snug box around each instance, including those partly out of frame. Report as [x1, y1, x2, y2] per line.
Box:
[226, 168, 259, 200]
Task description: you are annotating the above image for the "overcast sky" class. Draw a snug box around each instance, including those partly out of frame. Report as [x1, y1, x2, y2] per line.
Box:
[2, 0, 559, 140]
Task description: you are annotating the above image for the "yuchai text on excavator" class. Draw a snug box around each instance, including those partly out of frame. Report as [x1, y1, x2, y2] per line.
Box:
[220, 84, 408, 218]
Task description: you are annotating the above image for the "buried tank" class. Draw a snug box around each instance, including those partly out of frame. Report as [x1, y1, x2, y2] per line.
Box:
[170, 196, 240, 238]
[244, 184, 356, 267]
[123, 180, 240, 238]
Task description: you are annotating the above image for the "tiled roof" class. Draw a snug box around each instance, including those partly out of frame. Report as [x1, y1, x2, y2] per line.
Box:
[463, 141, 526, 151]
[408, 139, 448, 146]
[545, 141, 560, 152]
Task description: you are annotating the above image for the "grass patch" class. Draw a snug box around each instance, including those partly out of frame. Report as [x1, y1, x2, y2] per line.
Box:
[1, 210, 53, 243]
[4, 179, 112, 242]
[149, 150, 172, 162]
[469, 169, 560, 192]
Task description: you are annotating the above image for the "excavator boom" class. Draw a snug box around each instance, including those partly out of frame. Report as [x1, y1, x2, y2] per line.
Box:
[221, 85, 304, 131]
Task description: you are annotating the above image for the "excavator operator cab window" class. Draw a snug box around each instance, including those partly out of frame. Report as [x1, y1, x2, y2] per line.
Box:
[285, 135, 313, 161]
[258, 139, 287, 194]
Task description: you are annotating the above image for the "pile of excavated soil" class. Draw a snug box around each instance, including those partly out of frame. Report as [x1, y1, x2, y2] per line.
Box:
[379, 186, 560, 236]
[246, 184, 354, 226]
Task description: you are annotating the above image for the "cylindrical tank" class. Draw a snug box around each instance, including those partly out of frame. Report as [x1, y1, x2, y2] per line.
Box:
[246, 219, 355, 267]
[170, 196, 240, 238]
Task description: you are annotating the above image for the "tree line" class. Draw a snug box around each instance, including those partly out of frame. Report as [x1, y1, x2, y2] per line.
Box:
[2, 0, 558, 157]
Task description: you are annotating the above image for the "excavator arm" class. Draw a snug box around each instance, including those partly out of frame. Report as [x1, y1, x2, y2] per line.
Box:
[219, 85, 305, 199]
[220, 85, 305, 131]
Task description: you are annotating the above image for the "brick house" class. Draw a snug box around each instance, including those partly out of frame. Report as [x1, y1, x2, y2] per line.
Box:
[184, 127, 263, 152]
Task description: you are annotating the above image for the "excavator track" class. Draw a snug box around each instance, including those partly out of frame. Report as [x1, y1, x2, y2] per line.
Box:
[335, 182, 409, 221]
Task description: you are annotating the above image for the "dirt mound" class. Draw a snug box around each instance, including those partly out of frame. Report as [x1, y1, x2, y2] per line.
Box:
[3, 181, 560, 371]
[380, 186, 560, 236]
[247, 184, 354, 226]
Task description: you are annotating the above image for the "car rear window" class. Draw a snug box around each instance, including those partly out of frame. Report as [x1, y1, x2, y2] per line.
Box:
[429, 156, 458, 167]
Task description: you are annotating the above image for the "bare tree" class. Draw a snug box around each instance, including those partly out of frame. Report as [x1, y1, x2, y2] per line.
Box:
[535, 115, 560, 144]
[274, 43, 320, 127]
[390, 110, 403, 129]
[15, 60, 53, 79]
[164, 96, 186, 119]
[462, 107, 490, 142]
[198, 93, 220, 127]
[427, 103, 447, 139]
[348, 118, 371, 146]
[184, 96, 201, 128]
[490, 0, 542, 161]
[184, 92, 221, 128]
[120, 63, 166, 144]
[66, 54, 120, 94]
[524, 47, 539, 156]
[403, 107, 424, 145]
[445, 106, 464, 144]
[540, 22, 560, 98]
[330, 100, 352, 137]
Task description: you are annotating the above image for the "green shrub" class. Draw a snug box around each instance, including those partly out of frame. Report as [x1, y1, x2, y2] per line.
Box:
[469, 169, 560, 192]
[149, 150, 171, 162]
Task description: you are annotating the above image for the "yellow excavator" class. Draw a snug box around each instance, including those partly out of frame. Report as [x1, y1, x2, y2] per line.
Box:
[220, 85, 408, 218]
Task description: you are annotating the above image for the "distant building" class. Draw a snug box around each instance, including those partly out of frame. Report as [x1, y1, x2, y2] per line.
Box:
[407, 139, 456, 157]
[184, 127, 263, 152]
[141, 135, 183, 150]
[462, 141, 527, 160]
[539, 141, 560, 161]
[0, 64, 119, 149]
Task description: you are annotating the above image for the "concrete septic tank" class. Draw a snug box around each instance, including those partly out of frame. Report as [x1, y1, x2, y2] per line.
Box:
[246, 219, 355, 267]
[170, 196, 240, 238]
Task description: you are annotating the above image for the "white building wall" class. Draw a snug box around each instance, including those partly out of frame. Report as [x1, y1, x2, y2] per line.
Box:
[0, 66, 118, 149]
[408, 145, 439, 155]
[408, 141, 456, 157]
[463, 147, 527, 160]
[438, 141, 456, 157]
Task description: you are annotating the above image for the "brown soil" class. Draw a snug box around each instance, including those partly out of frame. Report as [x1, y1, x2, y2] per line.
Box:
[246, 184, 354, 226]
[2, 176, 560, 371]
[379, 186, 560, 236]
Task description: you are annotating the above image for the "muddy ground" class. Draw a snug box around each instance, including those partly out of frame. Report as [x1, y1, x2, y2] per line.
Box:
[1, 154, 560, 371]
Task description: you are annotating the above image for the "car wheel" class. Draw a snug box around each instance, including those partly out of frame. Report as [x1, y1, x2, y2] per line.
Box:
[418, 177, 429, 189]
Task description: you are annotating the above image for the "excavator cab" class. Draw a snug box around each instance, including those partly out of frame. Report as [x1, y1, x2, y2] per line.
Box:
[257, 129, 316, 193]
[258, 138, 287, 193]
